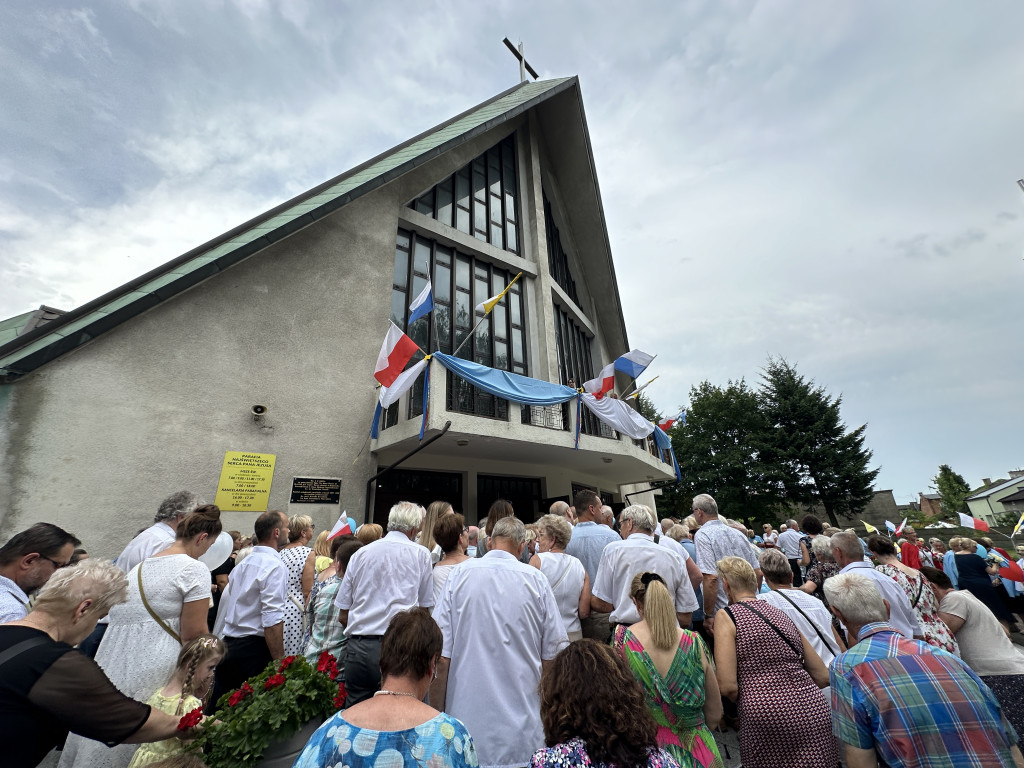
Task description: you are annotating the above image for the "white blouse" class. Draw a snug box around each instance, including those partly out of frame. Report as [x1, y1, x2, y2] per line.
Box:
[537, 551, 586, 636]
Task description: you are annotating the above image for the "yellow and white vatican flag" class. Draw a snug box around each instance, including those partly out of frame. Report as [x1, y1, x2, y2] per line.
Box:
[475, 272, 522, 315]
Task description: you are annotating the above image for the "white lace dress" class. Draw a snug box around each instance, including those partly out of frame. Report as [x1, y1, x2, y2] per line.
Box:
[281, 545, 312, 656]
[58, 554, 211, 768]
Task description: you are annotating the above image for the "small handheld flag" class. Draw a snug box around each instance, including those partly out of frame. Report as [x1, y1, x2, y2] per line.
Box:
[1013, 511, 1024, 537]
[658, 411, 685, 432]
[374, 322, 419, 387]
[327, 511, 354, 540]
[475, 272, 522, 315]
[583, 362, 615, 400]
[614, 349, 655, 379]
[408, 280, 434, 324]
[957, 512, 990, 532]
[885, 520, 896, 533]
[894, 517, 908, 537]
[862, 520, 878, 533]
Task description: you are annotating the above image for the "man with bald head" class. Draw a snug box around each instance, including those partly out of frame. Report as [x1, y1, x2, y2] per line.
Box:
[830, 530, 920, 641]
[549, 500, 574, 525]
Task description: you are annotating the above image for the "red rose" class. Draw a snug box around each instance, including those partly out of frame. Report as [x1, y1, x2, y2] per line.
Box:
[333, 681, 347, 709]
[264, 673, 287, 690]
[177, 707, 204, 731]
[278, 655, 299, 673]
[228, 682, 254, 707]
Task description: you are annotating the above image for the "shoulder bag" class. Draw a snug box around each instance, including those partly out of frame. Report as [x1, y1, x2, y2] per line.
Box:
[771, 589, 840, 656]
[726, 601, 803, 659]
[137, 564, 182, 644]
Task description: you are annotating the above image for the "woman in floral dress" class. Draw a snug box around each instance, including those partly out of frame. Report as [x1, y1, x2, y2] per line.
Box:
[866, 535, 959, 654]
[613, 573, 723, 768]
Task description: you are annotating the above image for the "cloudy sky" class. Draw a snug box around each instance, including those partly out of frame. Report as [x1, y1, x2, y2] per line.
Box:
[2, 1, 1022, 503]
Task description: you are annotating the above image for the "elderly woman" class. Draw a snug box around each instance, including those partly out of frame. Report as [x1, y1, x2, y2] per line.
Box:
[532, 639, 681, 768]
[799, 535, 839, 602]
[433, 513, 471, 604]
[613, 573, 723, 767]
[279, 514, 316, 655]
[921, 566, 1024, 736]
[355, 523, 383, 544]
[294, 608, 478, 768]
[303, 537, 363, 666]
[866, 535, 958, 654]
[61, 506, 221, 768]
[955, 538, 1018, 631]
[419, 500, 453, 564]
[758, 549, 845, 666]
[713, 556, 835, 768]
[0, 559, 194, 768]
[530, 514, 590, 642]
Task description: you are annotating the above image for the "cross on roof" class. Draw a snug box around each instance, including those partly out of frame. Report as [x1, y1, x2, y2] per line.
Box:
[502, 37, 539, 84]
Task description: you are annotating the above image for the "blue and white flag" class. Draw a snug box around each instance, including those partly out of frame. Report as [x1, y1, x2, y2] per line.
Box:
[614, 349, 655, 379]
[408, 280, 434, 324]
[885, 520, 897, 533]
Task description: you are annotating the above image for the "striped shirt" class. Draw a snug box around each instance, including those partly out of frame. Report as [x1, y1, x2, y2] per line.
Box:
[831, 622, 1019, 767]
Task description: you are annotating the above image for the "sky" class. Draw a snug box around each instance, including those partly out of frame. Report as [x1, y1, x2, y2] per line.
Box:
[1, 1, 1022, 504]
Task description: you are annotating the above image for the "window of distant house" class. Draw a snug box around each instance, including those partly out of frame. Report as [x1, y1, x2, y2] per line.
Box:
[543, 192, 580, 307]
[386, 228, 527, 426]
[408, 134, 519, 254]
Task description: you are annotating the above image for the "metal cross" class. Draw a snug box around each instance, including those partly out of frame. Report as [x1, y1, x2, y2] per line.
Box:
[502, 38, 539, 84]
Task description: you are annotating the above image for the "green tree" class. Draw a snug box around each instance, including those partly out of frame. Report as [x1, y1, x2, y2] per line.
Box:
[759, 358, 879, 527]
[633, 391, 661, 423]
[931, 464, 972, 519]
[661, 379, 786, 525]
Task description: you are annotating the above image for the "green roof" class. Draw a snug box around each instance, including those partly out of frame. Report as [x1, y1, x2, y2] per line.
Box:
[0, 77, 577, 381]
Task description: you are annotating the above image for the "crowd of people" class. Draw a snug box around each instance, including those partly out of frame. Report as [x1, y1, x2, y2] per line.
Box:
[1, 490, 1023, 768]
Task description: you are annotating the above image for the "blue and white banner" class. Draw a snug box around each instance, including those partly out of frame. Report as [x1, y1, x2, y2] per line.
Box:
[408, 280, 434, 324]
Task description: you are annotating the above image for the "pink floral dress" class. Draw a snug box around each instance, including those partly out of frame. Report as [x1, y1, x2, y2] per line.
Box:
[875, 563, 959, 655]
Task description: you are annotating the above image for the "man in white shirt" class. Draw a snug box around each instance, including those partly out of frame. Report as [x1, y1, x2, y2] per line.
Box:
[80, 490, 205, 658]
[0, 523, 80, 623]
[830, 530, 920, 640]
[210, 509, 289, 710]
[776, 518, 804, 586]
[591, 504, 699, 630]
[432, 516, 568, 768]
[336, 501, 433, 704]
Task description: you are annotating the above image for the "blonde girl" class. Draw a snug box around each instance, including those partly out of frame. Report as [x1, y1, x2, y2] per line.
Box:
[127, 635, 225, 768]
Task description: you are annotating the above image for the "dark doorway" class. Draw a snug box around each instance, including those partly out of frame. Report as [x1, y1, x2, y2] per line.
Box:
[372, 468, 462, 525]
[478, 475, 543, 522]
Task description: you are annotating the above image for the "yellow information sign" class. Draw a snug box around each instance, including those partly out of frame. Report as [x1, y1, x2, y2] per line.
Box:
[214, 452, 277, 512]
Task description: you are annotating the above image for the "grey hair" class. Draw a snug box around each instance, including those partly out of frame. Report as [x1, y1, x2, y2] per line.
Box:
[154, 491, 204, 523]
[831, 530, 865, 561]
[667, 524, 688, 542]
[32, 559, 128, 617]
[661, 518, 674, 532]
[811, 535, 834, 562]
[692, 494, 718, 517]
[491, 516, 526, 546]
[928, 538, 943, 546]
[535, 514, 573, 550]
[824, 573, 888, 626]
[786, 519, 798, 528]
[621, 504, 657, 533]
[759, 548, 795, 584]
[549, 500, 570, 516]
[387, 501, 425, 533]
[601, 506, 614, 522]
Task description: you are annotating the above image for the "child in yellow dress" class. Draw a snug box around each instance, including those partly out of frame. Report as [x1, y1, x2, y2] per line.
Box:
[128, 634, 225, 768]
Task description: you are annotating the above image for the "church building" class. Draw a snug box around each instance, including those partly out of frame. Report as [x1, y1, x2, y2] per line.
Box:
[0, 77, 676, 553]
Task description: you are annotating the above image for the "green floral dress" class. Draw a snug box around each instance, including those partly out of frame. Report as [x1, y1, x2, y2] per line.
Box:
[613, 626, 724, 768]
[294, 711, 479, 768]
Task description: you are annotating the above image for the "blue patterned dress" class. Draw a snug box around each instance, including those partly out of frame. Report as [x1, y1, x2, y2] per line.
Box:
[294, 711, 479, 768]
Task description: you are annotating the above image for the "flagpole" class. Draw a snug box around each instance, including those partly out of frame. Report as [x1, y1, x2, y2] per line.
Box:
[619, 358, 659, 399]
[625, 375, 660, 400]
[452, 313, 488, 359]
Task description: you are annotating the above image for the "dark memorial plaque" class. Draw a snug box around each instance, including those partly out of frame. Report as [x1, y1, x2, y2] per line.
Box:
[290, 477, 341, 505]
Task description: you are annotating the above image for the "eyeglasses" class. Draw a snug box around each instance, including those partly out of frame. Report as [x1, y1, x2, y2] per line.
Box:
[41, 555, 71, 569]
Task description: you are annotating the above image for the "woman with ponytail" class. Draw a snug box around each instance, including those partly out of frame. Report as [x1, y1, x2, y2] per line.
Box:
[60, 505, 222, 768]
[612, 573, 724, 768]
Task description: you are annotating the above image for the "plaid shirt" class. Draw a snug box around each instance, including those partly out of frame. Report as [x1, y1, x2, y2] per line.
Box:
[831, 622, 1019, 767]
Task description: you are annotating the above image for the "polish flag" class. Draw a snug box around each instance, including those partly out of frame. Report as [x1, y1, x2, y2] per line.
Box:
[957, 512, 990, 532]
[583, 362, 615, 399]
[658, 411, 685, 432]
[894, 517, 908, 536]
[328, 512, 354, 540]
[374, 322, 419, 387]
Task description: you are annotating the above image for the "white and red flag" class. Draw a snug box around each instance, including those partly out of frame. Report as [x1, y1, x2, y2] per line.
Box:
[957, 512, 990, 532]
[328, 511, 354, 540]
[894, 517, 908, 536]
[374, 322, 419, 387]
[583, 362, 615, 400]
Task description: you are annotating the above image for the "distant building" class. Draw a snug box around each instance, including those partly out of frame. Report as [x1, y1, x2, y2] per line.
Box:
[966, 471, 1024, 526]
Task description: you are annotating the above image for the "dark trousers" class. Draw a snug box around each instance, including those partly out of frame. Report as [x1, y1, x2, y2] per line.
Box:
[209, 635, 273, 713]
[789, 558, 802, 587]
[78, 622, 107, 659]
[343, 635, 382, 705]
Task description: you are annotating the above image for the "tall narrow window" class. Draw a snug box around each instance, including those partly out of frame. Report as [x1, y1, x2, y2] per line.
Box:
[387, 228, 527, 426]
[407, 135, 519, 254]
[553, 302, 610, 438]
[544, 193, 580, 307]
